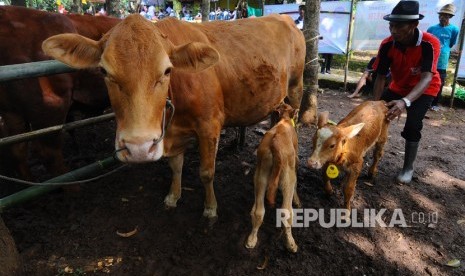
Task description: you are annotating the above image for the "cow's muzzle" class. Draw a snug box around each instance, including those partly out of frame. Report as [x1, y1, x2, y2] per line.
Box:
[114, 98, 175, 161]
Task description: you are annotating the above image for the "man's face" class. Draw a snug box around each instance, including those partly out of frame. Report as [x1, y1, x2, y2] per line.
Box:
[299, 9, 304, 18]
[389, 21, 418, 45]
[439, 13, 452, 26]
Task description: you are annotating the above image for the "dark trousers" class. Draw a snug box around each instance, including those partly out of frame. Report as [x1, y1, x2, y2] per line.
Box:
[432, 69, 446, 107]
[381, 90, 434, 142]
[321, 54, 333, 73]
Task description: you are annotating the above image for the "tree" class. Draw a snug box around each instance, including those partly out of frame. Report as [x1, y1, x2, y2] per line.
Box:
[299, 1, 319, 125]
[70, 0, 83, 14]
[201, 0, 210, 22]
[11, 0, 27, 6]
[106, 0, 122, 17]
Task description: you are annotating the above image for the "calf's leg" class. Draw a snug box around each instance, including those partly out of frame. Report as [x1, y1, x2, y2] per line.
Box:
[281, 169, 298, 253]
[342, 162, 362, 215]
[245, 161, 269, 249]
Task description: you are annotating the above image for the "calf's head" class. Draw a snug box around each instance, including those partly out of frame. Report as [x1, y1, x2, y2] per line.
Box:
[275, 103, 298, 123]
[307, 111, 364, 169]
[42, 15, 219, 162]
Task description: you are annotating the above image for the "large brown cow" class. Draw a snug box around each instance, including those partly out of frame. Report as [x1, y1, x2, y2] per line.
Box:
[42, 14, 308, 219]
[0, 6, 120, 179]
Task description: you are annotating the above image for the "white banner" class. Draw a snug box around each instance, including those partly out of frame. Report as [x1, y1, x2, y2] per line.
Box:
[459, 37, 465, 78]
[264, 2, 351, 54]
[353, 0, 464, 51]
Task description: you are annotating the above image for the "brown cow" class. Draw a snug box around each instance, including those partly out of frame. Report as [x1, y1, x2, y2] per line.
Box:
[307, 101, 389, 220]
[43, 14, 309, 219]
[245, 103, 300, 252]
[0, 6, 120, 179]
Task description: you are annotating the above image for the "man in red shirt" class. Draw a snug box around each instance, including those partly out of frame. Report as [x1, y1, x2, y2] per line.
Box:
[372, 0, 441, 184]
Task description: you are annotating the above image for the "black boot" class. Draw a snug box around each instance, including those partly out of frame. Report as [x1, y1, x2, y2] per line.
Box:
[397, 141, 419, 184]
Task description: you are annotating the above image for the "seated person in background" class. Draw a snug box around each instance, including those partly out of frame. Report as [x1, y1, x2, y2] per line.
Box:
[348, 57, 390, 98]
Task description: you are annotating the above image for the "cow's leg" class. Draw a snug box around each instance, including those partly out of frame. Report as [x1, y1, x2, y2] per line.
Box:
[198, 135, 219, 219]
[164, 153, 184, 208]
[36, 135, 68, 176]
[368, 127, 388, 181]
[245, 164, 268, 249]
[281, 169, 298, 253]
[292, 157, 301, 208]
[342, 162, 363, 221]
[0, 113, 33, 180]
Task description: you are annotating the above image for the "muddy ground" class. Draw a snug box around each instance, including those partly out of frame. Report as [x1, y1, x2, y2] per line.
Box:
[1, 91, 465, 275]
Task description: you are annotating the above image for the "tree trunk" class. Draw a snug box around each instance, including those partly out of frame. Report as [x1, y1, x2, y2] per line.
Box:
[11, 0, 26, 7]
[201, 0, 210, 22]
[106, 0, 121, 17]
[71, 0, 83, 14]
[299, 0, 320, 125]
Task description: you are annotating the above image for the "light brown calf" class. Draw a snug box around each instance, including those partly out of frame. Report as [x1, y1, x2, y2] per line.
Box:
[246, 104, 300, 253]
[307, 101, 389, 217]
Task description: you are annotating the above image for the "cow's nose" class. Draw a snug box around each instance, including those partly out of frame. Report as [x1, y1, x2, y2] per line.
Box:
[120, 140, 156, 162]
[307, 158, 320, 169]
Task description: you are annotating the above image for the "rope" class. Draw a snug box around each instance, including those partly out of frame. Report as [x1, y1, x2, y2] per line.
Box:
[0, 163, 128, 186]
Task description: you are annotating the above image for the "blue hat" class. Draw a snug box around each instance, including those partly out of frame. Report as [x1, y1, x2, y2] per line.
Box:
[383, 1, 424, 22]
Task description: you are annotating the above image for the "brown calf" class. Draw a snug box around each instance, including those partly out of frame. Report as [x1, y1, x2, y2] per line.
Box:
[307, 101, 389, 218]
[246, 104, 300, 253]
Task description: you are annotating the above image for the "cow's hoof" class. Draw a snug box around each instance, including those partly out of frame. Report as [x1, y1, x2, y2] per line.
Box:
[245, 235, 257, 249]
[163, 194, 179, 209]
[285, 237, 298, 253]
[202, 207, 217, 219]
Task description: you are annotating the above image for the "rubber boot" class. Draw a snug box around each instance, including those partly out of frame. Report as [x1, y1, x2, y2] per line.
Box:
[397, 141, 419, 184]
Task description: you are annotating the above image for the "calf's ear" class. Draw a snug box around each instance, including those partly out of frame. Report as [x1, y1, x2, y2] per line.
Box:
[42, 34, 102, 69]
[342, 123, 365, 139]
[170, 42, 220, 72]
[317, 111, 329, 128]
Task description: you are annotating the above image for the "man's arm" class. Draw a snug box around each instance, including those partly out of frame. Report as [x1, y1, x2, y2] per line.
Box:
[403, 72, 433, 103]
[384, 72, 433, 121]
[373, 74, 386, 100]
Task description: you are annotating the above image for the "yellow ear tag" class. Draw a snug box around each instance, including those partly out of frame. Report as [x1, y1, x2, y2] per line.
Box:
[291, 118, 296, 128]
[326, 164, 339, 179]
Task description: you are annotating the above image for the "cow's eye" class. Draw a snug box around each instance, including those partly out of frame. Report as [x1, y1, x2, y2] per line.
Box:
[329, 144, 336, 149]
[100, 67, 107, 76]
[164, 68, 172, 76]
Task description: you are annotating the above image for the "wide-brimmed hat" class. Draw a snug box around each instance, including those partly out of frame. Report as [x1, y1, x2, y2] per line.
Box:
[383, 0, 424, 22]
[438, 4, 456, 16]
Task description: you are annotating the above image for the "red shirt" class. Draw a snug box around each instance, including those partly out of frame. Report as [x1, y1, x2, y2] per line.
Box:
[373, 29, 441, 97]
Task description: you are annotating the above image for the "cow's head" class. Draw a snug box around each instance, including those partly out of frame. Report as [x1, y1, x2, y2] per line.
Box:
[275, 103, 298, 124]
[42, 15, 219, 162]
[307, 111, 364, 169]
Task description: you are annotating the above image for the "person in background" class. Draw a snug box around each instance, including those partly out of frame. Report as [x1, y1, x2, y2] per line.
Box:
[348, 57, 391, 98]
[321, 53, 333, 74]
[372, 0, 441, 184]
[294, 5, 304, 30]
[427, 4, 460, 112]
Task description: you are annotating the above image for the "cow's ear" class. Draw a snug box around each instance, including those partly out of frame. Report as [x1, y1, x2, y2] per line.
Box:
[317, 111, 329, 128]
[42, 34, 102, 69]
[170, 42, 219, 72]
[342, 123, 365, 139]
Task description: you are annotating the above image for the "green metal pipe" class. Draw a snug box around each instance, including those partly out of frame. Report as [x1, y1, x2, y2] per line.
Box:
[0, 113, 115, 148]
[0, 60, 75, 82]
[0, 156, 119, 212]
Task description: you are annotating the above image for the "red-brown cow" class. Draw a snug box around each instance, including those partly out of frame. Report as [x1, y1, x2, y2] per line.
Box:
[43, 14, 309, 220]
[0, 6, 120, 179]
[307, 101, 389, 220]
[246, 103, 300, 252]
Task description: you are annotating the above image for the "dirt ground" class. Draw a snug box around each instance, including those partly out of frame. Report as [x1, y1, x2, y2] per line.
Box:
[1, 91, 465, 275]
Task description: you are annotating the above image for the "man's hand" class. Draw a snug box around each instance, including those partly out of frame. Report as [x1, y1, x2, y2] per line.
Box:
[385, 100, 406, 121]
